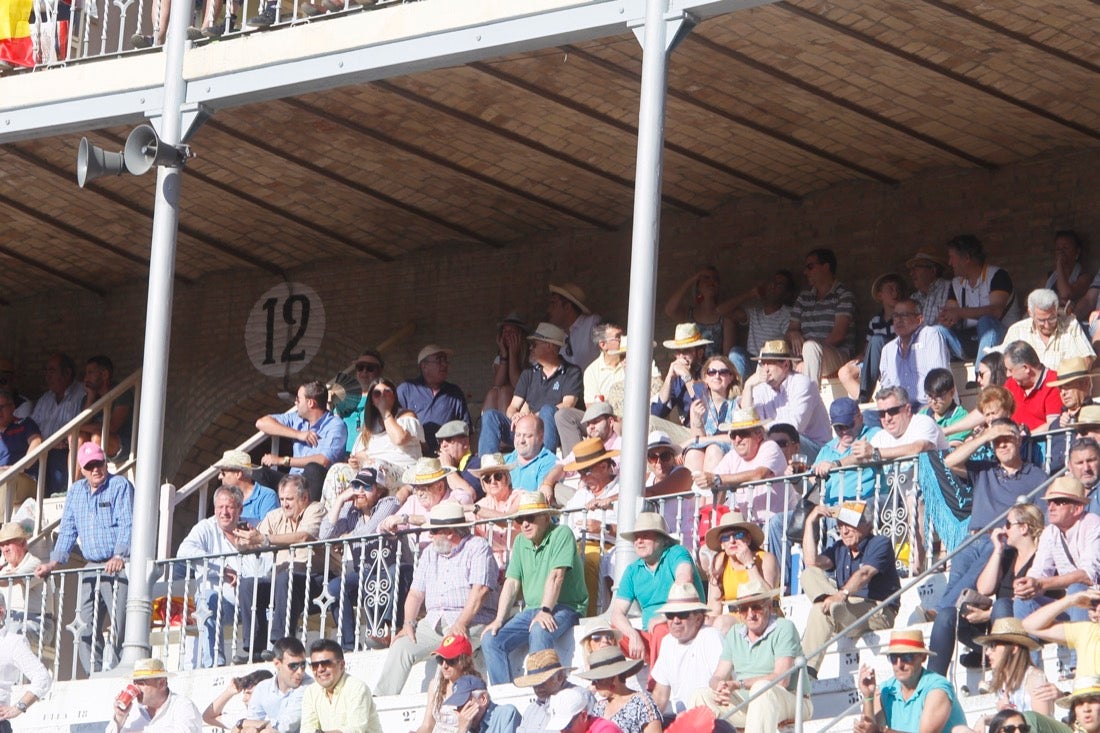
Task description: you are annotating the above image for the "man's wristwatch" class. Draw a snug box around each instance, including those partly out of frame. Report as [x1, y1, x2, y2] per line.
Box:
[540, 606, 552, 614]
[282, 456, 291, 468]
[871, 448, 882, 463]
[15, 702, 27, 713]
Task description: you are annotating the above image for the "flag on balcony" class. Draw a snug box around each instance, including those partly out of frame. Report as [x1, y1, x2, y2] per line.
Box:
[0, 0, 34, 67]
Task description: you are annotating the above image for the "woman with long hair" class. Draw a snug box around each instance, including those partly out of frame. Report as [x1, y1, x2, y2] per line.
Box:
[703, 511, 778, 634]
[682, 355, 741, 475]
[350, 377, 424, 472]
[414, 634, 481, 733]
[664, 266, 735, 357]
[975, 618, 1058, 716]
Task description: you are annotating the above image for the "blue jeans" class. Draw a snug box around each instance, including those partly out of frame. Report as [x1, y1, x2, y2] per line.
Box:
[478, 404, 561, 456]
[728, 347, 752, 383]
[935, 317, 1006, 361]
[198, 589, 238, 668]
[481, 605, 580, 684]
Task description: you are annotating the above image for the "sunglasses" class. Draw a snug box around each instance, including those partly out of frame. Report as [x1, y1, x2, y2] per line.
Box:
[1049, 498, 1080, 506]
[428, 528, 452, 536]
[999, 725, 1031, 733]
[285, 661, 308, 672]
[665, 611, 695, 620]
[371, 389, 392, 398]
[706, 368, 733, 377]
[1004, 519, 1026, 529]
[771, 438, 790, 448]
[719, 530, 749, 544]
[738, 602, 767, 613]
[435, 656, 459, 667]
[83, 460, 106, 470]
[880, 405, 906, 417]
[309, 658, 338, 670]
[888, 653, 918, 665]
[588, 632, 616, 643]
[514, 517, 538, 526]
[647, 451, 674, 462]
[355, 362, 381, 373]
[484, 472, 508, 483]
[729, 429, 755, 440]
[578, 466, 599, 476]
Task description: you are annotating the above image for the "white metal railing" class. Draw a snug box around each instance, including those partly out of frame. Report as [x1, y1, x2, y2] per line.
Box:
[0, 369, 141, 530]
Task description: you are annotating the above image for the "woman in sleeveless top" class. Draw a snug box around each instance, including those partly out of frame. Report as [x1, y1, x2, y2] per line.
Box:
[414, 634, 480, 733]
[664, 266, 734, 358]
[975, 618, 1058, 717]
[702, 511, 778, 634]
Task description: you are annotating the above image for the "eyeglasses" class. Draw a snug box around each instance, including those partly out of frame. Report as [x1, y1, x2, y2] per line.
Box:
[665, 611, 695, 620]
[880, 405, 906, 417]
[647, 451, 674, 462]
[999, 725, 1031, 733]
[891, 312, 919, 321]
[1033, 313, 1060, 324]
[771, 438, 790, 448]
[738, 602, 767, 614]
[484, 472, 508, 483]
[285, 661, 307, 671]
[719, 530, 749, 544]
[706, 368, 733, 377]
[1049, 497, 1079, 506]
[309, 658, 338, 670]
[888, 653, 918, 665]
[355, 362, 381, 373]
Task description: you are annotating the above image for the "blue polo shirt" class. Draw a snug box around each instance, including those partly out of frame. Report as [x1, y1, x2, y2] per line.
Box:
[505, 447, 558, 491]
[966, 461, 1048, 528]
[271, 408, 347, 470]
[396, 377, 471, 455]
[821, 534, 900, 606]
[617, 544, 705, 629]
[815, 425, 881, 505]
[241, 483, 279, 527]
[879, 669, 966, 733]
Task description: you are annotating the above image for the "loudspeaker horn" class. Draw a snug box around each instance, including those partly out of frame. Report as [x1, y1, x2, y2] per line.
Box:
[76, 137, 125, 188]
[123, 124, 185, 176]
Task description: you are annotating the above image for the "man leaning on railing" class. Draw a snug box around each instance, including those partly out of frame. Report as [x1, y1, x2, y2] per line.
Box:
[0, 521, 51, 645]
[35, 441, 133, 675]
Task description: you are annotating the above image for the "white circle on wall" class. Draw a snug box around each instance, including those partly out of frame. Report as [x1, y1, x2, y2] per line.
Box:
[245, 282, 327, 378]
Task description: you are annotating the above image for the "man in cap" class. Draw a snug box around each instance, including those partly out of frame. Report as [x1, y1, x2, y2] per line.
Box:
[542, 686, 621, 733]
[241, 637, 312, 733]
[561, 402, 621, 474]
[36, 440, 133, 674]
[481, 492, 588, 685]
[696, 579, 811, 733]
[339, 348, 385, 453]
[1041, 357, 1095, 474]
[0, 593, 50, 731]
[514, 649, 593, 733]
[800, 501, 901, 679]
[255, 379, 348, 502]
[214, 449, 279, 527]
[442, 674, 521, 733]
[480, 322, 582, 457]
[317, 466, 403, 652]
[739, 340, 832, 456]
[108, 658, 202, 733]
[854, 629, 966, 733]
[1001, 288, 1094, 371]
[906, 249, 951, 327]
[1002, 340, 1062, 430]
[876, 297, 951, 406]
[695, 407, 791, 522]
[397, 344, 471, 456]
[502, 414, 563, 499]
[786, 248, 856, 385]
[1014, 476, 1100, 621]
[611, 512, 704, 662]
[375, 501, 499, 695]
[650, 582, 725, 715]
[548, 283, 602, 370]
[29, 353, 85, 494]
[0, 521, 47, 643]
[300, 639, 381, 733]
[652, 323, 710, 427]
[561, 437, 621, 615]
[437, 419, 483, 499]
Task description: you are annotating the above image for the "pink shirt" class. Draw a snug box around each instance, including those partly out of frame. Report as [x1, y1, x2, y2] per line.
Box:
[1028, 512, 1100, 584]
[713, 440, 792, 522]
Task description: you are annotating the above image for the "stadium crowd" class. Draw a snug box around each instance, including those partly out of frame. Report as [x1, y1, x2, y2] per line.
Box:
[5, 232, 1100, 733]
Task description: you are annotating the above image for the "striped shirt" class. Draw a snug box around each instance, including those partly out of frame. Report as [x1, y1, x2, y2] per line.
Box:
[790, 282, 856, 356]
[51, 473, 134, 563]
[913, 278, 951, 325]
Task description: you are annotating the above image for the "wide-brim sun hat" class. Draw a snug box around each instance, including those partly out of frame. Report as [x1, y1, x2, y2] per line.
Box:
[213, 449, 255, 471]
[1042, 475, 1088, 504]
[575, 646, 644, 681]
[513, 648, 572, 687]
[402, 457, 456, 486]
[130, 658, 170, 679]
[620, 512, 677, 543]
[704, 510, 764, 552]
[469, 452, 515, 477]
[884, 628, 935, 656]
[549, 283, 591, 315]
[527, 322, 568, 347]
[727, 577, 782, 608]
[662, 323, 712, 350]
[1050, 356, 1094, 387]
[752, 339, 801, 362]
[657, 582, 708, 614]
[973, 617, 1040, 651]
[512, 491, 560, 518]
[417, 344, 454, 364]
[1074, 404, 1100, 427]
[1058, 676, 1100, 709]
[563, 437, 620, 472]
[718, 407, 763, 433]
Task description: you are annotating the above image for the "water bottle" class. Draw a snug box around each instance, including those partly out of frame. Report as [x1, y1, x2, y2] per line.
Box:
[790, 543, 803, 596]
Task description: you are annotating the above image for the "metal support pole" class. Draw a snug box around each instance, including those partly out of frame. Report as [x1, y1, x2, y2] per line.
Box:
[614, 0, 691, 581]
[120, 0, 192, 664]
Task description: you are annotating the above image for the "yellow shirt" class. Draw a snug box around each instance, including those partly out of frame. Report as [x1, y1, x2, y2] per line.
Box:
[301, 673, 381, 733]
[1064, 622, 1100, 678]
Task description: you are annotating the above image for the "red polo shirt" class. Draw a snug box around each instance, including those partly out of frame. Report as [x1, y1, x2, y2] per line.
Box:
[1006, 367, 1061, 429]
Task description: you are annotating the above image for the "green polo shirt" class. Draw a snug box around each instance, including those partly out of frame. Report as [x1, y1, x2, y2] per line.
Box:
[721, 617, 806, 691]
[507, 522, 588, 614]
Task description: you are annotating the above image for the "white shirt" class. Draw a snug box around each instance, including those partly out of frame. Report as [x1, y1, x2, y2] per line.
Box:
[30, 381, 86, 440]
[562, 478, 619, 541]
[106, 691, 202, 733]
[350, 414, 424, 472]
[1001, 316, 1095, 372]
[651, 625, 724, 713]
[0, 631, 51, 706]
[565, 313, 602, 370]
[870, 413, 947, 451]
[748, 373, 832, 444]
[176, 517, 271, 603]
[878, 325, 951, 405]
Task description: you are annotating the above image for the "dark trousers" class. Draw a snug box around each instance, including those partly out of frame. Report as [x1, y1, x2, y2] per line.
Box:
[252, 464, 326, 502]
[238, 571, 322, 651]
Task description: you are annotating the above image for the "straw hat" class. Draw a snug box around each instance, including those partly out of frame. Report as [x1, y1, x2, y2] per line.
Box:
[213, 449, 255, 471]
[973, 617, 1040, 651]
[131, 658, 169, 679]
[1057, 676, 1100, 709]
[416, 344, 454, 364]
[1051, 356, 1095, 387]
[718, 407, 764, 433]
[905, 249, 946, 271]
[1043, 475, 1088, 504]
[657, 582, 709, 614]
[704, 511, 763, 552]
[884, 628, 935, 656]
[579, 620, 622, 645]
[513, 649, 572, 687]
[620, 512, 676, 543]
[427, 501, 468, 527]
[401, 457, 456, 486]
[0, 522, 28, 544]
[512, 491, 560, 518]
[752, 340, 801, 362]
[1074, 404, 1100, 427]
[469, 453, 515, 477]
[527, 322, 567, 347]
[563, 437, 620, 472]
[727, 578, 782, 608]
[662, 323, 713, 350]
[549, 283, 591, 315]
[575, 646, 644, 681]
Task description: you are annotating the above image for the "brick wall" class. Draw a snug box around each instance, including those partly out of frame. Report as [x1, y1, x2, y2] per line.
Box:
[2, 146, 1098, 487]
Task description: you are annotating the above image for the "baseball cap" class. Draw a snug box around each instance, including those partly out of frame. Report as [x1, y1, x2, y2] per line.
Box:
[349, 468, 378, 491]
[442, 674, 486, 707]
[829, 398, 860, 428]
[544, 687, 589, 730]
[78, 442, 107, 468]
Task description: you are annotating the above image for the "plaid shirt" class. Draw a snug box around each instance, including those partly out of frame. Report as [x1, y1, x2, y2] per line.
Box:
[410, 533, 499, 627]
[51, 473, 134, 563]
